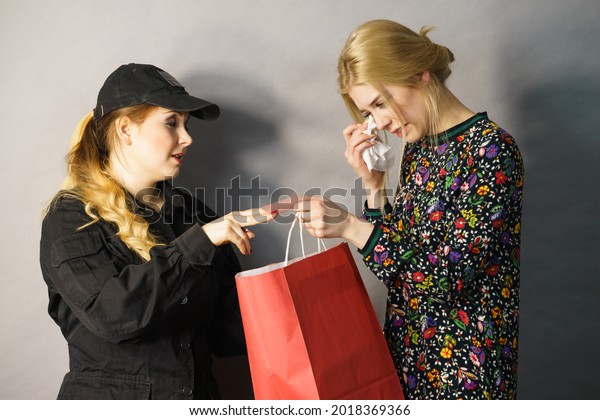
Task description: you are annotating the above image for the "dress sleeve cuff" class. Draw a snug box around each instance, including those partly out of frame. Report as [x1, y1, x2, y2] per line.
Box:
[363, 201, 393, 217]
[358, 224, 383, 257]
[173, 224, 215, 267]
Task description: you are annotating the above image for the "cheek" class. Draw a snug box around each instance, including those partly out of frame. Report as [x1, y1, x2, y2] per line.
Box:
[146, 135, 174, 155]
[402, 106, 425, 128]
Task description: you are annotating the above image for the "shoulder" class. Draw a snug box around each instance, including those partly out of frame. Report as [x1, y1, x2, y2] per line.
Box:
[470, 117, 518, 148]
[44, 194, 91, 224]
[41, 194, 97, 243]
[464, 117, 522, 164]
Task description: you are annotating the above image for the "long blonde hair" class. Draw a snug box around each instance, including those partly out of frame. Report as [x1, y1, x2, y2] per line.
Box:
[338, 19, 455, 191]
[49, 105, 161, 261]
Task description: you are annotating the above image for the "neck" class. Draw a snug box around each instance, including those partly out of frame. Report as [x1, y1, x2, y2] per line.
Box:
[109, 154, 164, 211]
[435, 90, 476, 133]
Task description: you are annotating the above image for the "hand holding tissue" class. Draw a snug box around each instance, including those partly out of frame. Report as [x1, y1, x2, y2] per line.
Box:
[361, 115, 393, 172]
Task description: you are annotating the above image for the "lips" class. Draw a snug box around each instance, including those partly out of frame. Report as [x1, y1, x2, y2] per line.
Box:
[391, 124, 408, 137]
[171, 152, 185, 163]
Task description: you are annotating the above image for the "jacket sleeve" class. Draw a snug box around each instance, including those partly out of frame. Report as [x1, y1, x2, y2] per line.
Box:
[359, 130, 524, 302]
[208, 244, 247, 357]
[184, 193, 247, 357]
[40, 198, 217, 343]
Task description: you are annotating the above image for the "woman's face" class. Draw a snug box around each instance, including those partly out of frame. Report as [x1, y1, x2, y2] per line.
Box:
[348, 82, 429, 143]
[121, 107, 193, 185]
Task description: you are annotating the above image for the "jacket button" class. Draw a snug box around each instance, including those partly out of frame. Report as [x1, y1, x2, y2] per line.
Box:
[182, 386, 193, 396]
[180, 296, 188, 305]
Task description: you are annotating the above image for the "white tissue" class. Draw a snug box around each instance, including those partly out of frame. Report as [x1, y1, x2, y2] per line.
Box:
[361, 116, 393, 172]
[362, 115, 378, 136]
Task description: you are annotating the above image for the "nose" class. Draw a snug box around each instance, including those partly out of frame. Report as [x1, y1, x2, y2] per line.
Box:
[180, 129, 193, 147]
[374, 112, 391, 131]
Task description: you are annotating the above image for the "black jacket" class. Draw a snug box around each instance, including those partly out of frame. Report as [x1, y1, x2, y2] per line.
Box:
[39, 182, 246, 399]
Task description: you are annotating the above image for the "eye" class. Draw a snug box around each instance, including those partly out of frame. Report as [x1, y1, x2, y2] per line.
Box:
[375, 101, 385, 109]
[166, 118, 177, 127]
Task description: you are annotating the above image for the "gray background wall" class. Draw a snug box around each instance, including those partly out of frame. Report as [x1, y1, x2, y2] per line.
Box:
[1, 0, 598, 400]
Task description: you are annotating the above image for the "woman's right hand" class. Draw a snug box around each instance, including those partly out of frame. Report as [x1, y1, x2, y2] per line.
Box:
[295, 195, 375, 250]
[343, 121, 385, 191]
[202, 208, 277, 255]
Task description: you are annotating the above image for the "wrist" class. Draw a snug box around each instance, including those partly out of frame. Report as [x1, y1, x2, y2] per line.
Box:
[366, 188, 388, 209]
[341, 214, 376, 250]
[362, 179, 384, 195]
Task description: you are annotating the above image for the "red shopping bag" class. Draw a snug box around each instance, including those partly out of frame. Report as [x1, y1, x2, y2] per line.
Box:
[235, 221, 404, 400]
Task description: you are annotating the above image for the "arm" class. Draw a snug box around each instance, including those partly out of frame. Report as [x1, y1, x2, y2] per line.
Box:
[41, 198, 274, 344]
[207, 244, 247, 356]
[188, 193, 247, 356]
[297, 121, 390, 244]
[40, 199, 217, 343]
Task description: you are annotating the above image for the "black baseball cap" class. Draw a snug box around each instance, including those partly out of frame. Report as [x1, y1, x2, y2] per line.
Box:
[93, 63, 220, 122]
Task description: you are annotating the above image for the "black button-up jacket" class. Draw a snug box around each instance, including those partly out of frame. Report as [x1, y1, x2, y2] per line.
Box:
[39, 182, 246, 399]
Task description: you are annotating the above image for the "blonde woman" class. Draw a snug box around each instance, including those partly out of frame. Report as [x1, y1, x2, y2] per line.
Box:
[298, 21, 524, 399]
[40, 63, 276, 399]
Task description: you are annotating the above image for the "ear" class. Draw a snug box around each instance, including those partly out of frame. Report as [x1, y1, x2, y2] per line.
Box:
[115, 116, 133, 145]
[420, 71, 431, 85]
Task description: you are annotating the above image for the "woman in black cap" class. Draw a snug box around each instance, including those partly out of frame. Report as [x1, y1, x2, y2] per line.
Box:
[40, 63, 277, 399]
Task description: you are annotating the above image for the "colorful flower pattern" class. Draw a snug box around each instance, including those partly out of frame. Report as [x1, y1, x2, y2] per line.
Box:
[360, 113, 524, 399]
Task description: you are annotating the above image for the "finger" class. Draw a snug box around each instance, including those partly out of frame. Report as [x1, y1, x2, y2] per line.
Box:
[349, 131, 376, 149]
[347, 137, 377, 167]
[312, 228, 325, 239]
[350, 139, 376, 159]
[261, 195, 300, 214]
[303, 225, 316, 238]
[351, 141, 377, 167]
[293, 195, 317, 213]
[295, 195, 326, 217]
[232, 225, 252, 255]
[297, 212, 310, 223]
[303, 223, 326, 239]
[234, 207, 278, 227]
[343, 123, 363, 143]
[243, 228, 255, 240]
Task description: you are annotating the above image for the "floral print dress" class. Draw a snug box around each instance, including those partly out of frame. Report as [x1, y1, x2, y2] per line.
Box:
[359, 113, 524, 399]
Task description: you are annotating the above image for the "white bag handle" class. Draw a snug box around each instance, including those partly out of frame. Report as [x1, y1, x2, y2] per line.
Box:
[284, 214, 327, 265]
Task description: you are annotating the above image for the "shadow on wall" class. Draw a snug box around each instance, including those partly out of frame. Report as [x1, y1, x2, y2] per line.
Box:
[179, 72, 290, 266]
[513, 74, 600, 398]
[175, 73, 285, 399]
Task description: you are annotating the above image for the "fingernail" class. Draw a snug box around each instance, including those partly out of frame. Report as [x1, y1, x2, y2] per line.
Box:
[271, 211, 278, 215]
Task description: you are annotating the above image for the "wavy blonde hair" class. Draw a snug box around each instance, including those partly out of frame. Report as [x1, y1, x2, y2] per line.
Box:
[49, 105, 161, 261]
[338, 19, 455, 191]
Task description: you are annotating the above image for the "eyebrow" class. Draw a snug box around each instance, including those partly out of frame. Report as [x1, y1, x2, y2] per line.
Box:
[162, 110, 190, 120]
